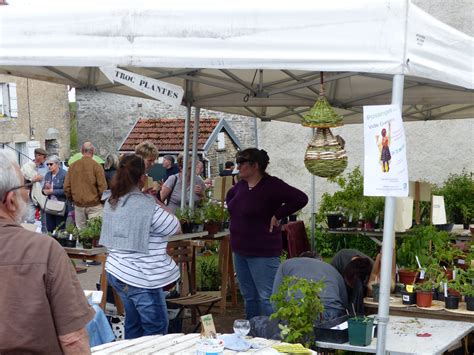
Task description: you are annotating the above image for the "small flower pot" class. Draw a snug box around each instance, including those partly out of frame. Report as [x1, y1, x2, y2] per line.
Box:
[181, 222, 194, 233]
[464, 295, 474, 311]
[348, 317, 374, 346]
[82, 240, 93, 249]
[444, 295, 460, 309]
[204, 222, 220, 235]
[398, 270, 418, 286]
[64, 239, 77, 248]
[57, 238, 68, 247]
[416, 290, 433, 308]
[327, 214, 343, 229]
[371, 283, 380, 302]
[401, 290, 416, 305]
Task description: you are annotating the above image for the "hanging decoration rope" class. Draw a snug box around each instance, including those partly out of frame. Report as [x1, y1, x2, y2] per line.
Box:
[302, 72, 348, 178]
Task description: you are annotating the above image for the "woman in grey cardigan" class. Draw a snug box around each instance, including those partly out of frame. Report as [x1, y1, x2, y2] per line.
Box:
[42, 155, 68, 232]
[100, 154, 181, 339]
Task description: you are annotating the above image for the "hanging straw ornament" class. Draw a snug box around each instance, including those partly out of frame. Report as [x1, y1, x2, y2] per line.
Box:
[302, 73, 348, 178]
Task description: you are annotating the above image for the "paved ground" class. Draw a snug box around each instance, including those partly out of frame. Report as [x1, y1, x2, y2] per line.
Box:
[76, 262, 246, 334]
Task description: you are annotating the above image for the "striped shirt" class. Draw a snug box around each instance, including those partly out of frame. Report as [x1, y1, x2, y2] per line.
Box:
[105, 205, 180, 289]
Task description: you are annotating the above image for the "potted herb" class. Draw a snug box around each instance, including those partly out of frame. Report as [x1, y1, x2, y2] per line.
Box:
[175, 207, 194, 233]
[270, 276, 325, 348]
[457, 268, 474, 311]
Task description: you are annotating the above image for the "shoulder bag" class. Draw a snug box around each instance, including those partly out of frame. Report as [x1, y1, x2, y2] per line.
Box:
[44, 199, 67, 216]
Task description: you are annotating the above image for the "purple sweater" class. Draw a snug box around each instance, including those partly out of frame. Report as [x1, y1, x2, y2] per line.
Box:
[226, 175, 308, 257]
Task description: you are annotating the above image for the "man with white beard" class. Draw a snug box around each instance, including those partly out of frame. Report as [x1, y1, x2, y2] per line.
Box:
[0, 149, 94, 354]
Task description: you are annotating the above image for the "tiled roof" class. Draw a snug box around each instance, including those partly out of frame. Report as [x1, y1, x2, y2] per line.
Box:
[120, 118, 221, 152]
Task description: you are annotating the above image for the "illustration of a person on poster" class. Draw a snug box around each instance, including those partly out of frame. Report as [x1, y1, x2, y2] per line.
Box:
[375, 122, 391, 172]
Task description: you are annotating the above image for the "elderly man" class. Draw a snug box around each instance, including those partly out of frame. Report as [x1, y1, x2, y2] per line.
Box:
[162, 154, 179, 180]
[0, 149, 94, 353]
[21, 147, 48, 223]
[64, 142, 107, 230]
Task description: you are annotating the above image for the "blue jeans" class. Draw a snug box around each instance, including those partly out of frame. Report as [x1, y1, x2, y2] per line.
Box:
[107, 273, 168, 339]
[233, 253, 280, 320]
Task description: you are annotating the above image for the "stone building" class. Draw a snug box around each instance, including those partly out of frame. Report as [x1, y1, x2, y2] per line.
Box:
[0, 75, 70, 164]
[119, 118, 243, 178]
[76, 90, 257, 158]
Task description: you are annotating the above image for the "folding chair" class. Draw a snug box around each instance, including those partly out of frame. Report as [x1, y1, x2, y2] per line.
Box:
[166, 241, 222, 332]
[283, 221, 311, 258]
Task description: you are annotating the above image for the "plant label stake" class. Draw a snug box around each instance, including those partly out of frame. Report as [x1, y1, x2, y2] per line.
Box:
[444, 282, 448, 298]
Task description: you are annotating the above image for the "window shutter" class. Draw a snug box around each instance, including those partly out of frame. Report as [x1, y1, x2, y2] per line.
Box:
[0, 85, 4, 116]
[8, 83, 18, 117]
[217, 132, 225, 150]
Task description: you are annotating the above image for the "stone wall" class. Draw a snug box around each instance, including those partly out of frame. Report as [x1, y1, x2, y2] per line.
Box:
[76, 90, 257, 157]
[0, 75, 70, 160]
[206, 132, 240, 177]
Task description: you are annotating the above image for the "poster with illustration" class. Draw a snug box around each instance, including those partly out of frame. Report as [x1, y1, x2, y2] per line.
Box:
[363, 105, 408, 197]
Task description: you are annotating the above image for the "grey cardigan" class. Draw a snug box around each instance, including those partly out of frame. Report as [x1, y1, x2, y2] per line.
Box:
[99, 190, 156, 253]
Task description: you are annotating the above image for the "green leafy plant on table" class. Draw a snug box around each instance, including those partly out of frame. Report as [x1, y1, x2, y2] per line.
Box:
[270, 276, 325, 348]
[79, 216, 102, 248]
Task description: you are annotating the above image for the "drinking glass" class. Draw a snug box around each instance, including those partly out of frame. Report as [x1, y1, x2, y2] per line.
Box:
[233, 319, 250, 338]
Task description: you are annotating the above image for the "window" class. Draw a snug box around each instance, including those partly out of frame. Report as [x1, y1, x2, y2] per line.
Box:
[217, 132, 225, 150]
[0, 83, 18, 118]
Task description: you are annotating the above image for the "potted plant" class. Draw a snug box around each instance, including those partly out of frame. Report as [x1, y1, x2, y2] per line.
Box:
[457, 268, 474, 311]
[79, 216, 102, 249]
[270, 276, 325, 348]
[175, 207, 194, 233]
[415, 281, 434, 308]
[347, 315, 374, 347]
[202, 202, 227, 234]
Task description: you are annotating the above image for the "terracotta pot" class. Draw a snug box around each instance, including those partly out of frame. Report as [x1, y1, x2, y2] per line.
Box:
[204, 222, 220, 235]
[398, 269, 418, 286]
[416, 290, 433, 308]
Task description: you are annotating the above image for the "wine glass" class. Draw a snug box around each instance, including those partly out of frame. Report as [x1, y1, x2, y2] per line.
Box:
[233, 319, 250, 338]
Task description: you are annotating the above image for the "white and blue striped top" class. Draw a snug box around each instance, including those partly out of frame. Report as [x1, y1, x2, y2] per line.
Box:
[105, 204, 181, 289]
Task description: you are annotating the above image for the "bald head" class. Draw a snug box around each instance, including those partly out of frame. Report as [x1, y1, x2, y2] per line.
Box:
[82, 142, 95, 156]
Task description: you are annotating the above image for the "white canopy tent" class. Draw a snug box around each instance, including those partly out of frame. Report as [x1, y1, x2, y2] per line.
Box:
[1, 1, 473, 353]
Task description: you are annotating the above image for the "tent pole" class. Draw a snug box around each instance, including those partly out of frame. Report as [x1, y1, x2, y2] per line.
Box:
[189, 107, 200, 208]
[310, 127, 316, 251]
[181, 81, 192, 210]
[376, 73, 404, 355]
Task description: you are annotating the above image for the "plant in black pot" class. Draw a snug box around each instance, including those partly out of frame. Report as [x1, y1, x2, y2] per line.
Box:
[175, 207, 194, 233]
[458, 268, 474, 311]
[202, 202, 227, 234]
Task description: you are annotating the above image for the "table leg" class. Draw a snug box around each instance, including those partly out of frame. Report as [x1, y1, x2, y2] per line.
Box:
[228, 251, 238, 307]
[219, 236, 230, 313]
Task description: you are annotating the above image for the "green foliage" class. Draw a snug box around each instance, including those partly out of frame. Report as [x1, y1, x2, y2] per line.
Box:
[396, 225, 446, 271]
[79, 216, 102, 242]
[69, 102, 78, 152]
[317, 166, 384, 224]
[196, 252, 221, 290]
[454, 267, 474, 297]
[270, 276, 325, 348]
[433, 171, 474, 224]
[202, 202, 228, 223]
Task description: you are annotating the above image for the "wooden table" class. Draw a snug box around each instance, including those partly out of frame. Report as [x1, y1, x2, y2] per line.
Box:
[169, 230, 238, 313]
[315, 315, 473, 355]
[64, 247, 124, 314]
[364, 298, 474, 323]
[91, 333, 315, 354]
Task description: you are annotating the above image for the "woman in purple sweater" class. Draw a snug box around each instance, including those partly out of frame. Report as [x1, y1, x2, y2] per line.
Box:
[226, 148, 308, 319]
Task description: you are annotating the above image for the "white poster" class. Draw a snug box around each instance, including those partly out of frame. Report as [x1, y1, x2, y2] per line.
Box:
[100, 66, 184, 107]
[363, 105, 408, 197]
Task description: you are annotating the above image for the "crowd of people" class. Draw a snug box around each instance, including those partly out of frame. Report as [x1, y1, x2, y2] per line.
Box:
[1, 140, 380, 352]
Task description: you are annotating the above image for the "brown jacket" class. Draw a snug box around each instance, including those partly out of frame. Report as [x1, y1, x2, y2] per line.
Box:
[64, 156, 107, 207]
[0, 217, 94, 353]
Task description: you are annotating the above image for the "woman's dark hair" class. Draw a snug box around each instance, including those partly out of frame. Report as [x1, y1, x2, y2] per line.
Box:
[109, 154, 145, 208]
[235, 148, 270, 174]
[342, 257, 373, 290]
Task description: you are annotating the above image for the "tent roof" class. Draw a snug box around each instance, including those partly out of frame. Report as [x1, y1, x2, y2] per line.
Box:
[0, 0, 472, 123]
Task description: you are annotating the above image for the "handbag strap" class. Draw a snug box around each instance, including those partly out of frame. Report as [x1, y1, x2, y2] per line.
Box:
[166, 174, 179, 205]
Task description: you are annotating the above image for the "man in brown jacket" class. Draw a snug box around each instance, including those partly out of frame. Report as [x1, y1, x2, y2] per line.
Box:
[65, 142, 107, 229]
[0, 148, 94, 353]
